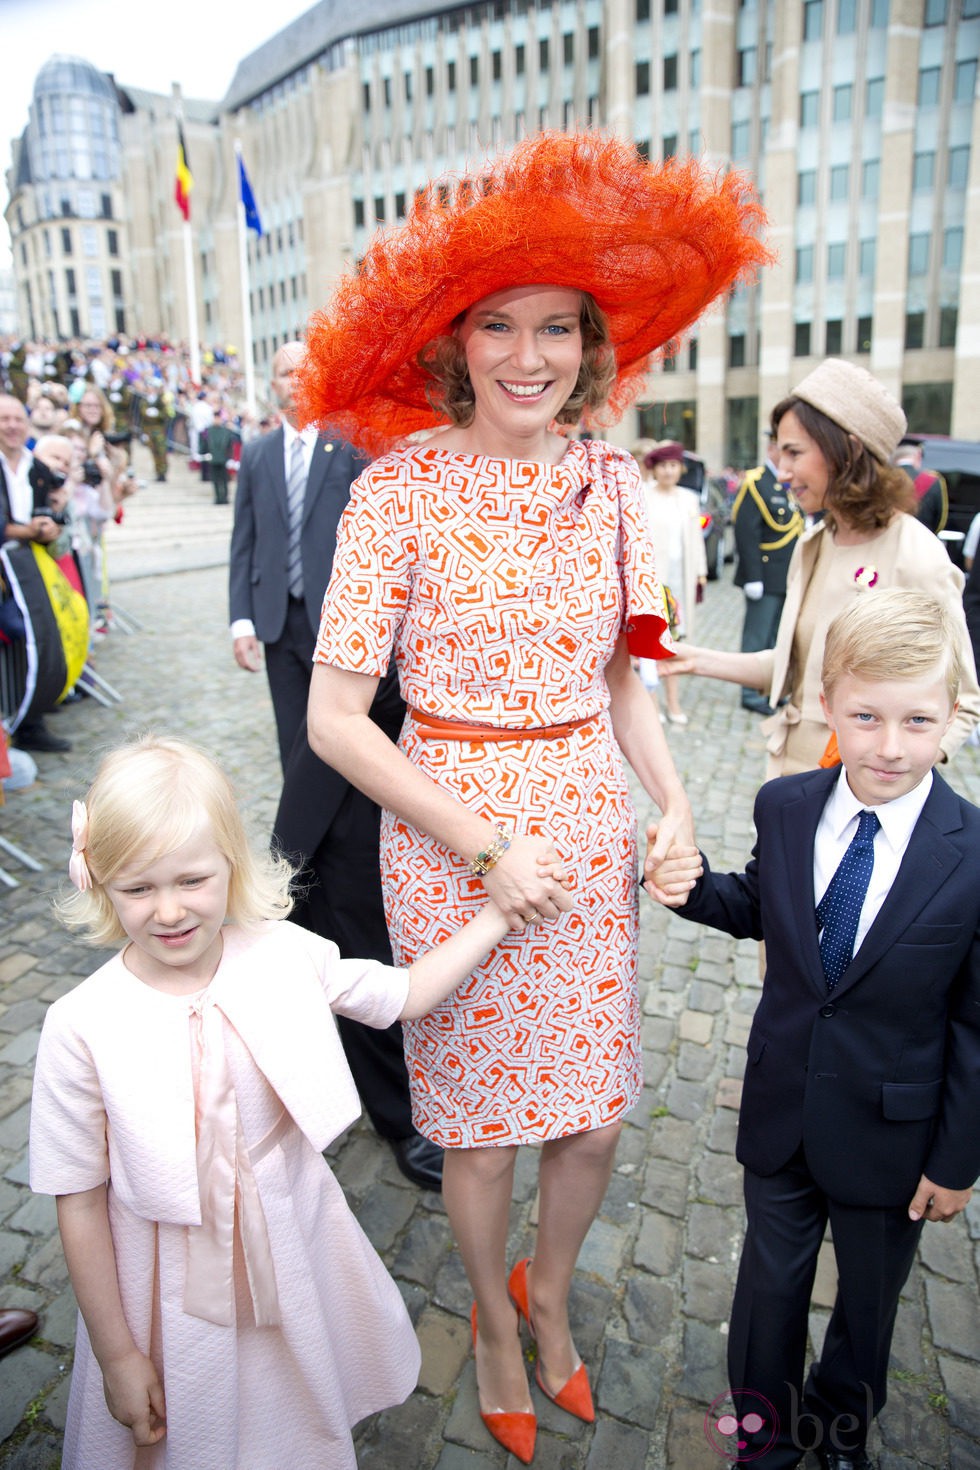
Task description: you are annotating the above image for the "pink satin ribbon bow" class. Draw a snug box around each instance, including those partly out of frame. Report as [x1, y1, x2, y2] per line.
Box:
[185, 993, 281, 1328]
[68, 800, 93, 892]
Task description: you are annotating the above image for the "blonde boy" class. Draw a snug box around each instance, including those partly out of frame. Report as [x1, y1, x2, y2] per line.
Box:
[646, 590, 980, 1470]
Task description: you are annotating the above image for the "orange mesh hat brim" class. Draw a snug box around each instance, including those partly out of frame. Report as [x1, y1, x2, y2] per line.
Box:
[297, 131, 771, 455]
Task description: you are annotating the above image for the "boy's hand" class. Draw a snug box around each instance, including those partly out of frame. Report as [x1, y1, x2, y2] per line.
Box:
[102, 1349, 167, 1446]
[642, 832, 702, 907]
[908, 1175, 972, 1223]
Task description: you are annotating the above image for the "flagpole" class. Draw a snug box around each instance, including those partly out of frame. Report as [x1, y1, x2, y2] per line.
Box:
[235, 139, 257, 420]
[182, 220, 202, 387]
[173, 87, 201, 386]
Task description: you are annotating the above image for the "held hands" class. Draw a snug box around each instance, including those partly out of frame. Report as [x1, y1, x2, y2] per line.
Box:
[642, 821, 702, 907]
[102, 1347, 167, 1447]
[908, 1175, 972, 1224]
[481, 834, 575, 932]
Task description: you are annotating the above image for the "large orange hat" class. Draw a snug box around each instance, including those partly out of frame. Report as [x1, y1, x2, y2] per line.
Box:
[298, 131, 771, 454]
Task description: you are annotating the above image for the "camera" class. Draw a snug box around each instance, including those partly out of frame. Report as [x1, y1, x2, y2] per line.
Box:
[33, 505, 68, 526]
[81, 459, 104, 487]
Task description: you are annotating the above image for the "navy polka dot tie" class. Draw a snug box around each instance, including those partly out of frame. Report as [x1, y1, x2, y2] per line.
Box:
[815, 809, 880, 991]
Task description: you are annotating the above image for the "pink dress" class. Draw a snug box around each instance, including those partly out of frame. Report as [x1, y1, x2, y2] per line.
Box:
[315, 439, 670, 1148]
[30, 922, 420, 1470]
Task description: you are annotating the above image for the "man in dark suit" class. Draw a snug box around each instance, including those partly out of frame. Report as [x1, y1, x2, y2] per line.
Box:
[645, 590, 980, 1470]
[230, 343, 442, 1191]
[229, 342, 368, 768]
[732, 456, 803, 715]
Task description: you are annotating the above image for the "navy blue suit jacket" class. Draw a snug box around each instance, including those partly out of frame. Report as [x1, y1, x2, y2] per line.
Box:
[228, 427, 368, 645]
[676, 766, 980, 1208]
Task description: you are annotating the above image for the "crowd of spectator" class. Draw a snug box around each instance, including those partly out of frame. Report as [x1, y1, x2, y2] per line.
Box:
[0, 333, 278, 797]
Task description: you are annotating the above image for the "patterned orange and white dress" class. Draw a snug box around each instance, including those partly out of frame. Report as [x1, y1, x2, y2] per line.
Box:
[315, 438, 671, 1148]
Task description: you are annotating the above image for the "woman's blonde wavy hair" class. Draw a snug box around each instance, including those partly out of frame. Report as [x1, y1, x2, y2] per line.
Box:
[56, 734, 294, 947]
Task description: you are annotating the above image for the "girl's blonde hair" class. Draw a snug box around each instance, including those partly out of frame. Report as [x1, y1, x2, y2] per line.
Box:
[57, 734, 294, 946]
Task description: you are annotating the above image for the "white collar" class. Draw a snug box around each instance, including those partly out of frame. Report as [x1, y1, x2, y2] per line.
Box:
[827, 766, 934, 853]
[283, 421, 316, 451]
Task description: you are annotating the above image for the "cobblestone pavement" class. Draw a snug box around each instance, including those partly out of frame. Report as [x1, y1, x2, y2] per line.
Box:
[1, 445, 978, 1469]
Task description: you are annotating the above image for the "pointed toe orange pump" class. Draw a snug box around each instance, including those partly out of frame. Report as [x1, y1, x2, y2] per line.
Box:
[508, 1258, 595, 1424]
[470, 1303, 537, 1464]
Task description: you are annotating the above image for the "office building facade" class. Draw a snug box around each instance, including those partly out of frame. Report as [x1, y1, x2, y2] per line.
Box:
[6, 1, 980, 466]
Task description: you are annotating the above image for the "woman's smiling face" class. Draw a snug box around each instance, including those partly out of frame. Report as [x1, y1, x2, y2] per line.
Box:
[773, 408, 829, 515]
[455, 285, 584, 456]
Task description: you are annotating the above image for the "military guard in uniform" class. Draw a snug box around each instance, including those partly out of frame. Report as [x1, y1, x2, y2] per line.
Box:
[732, 455, 803, 714]
[106, 373, 133, 462]
[139, 380, 172, 481]
[893, 437, 948, 538]
[202, 411, 240, 505]
[6, 344, 28, 403]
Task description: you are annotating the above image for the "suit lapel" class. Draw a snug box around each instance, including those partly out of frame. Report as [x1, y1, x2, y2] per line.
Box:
[780, 768, 837, 999]
[301, 434, 335, 528]
[268, 428, 289, 528]
[833, 774, 965, 996]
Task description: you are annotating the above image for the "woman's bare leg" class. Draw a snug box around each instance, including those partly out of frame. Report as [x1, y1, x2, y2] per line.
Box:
[528, 1122, 621, 1392]
[442, 1145, 531, 1412]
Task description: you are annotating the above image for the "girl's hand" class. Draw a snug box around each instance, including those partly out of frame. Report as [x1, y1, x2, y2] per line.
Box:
[482, 834, 575, 931]
[642, 837, 702, 907]
[536, 860, 575, 892]
[102, 1349, 167, 1447]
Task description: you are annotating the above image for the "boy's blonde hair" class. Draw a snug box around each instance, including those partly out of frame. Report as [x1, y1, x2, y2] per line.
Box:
[822, 589, 962, 706]
[57, 734, 294, 946]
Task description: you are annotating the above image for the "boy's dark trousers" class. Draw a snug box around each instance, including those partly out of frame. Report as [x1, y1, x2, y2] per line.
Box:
[728, 1148, 923, 1466]
[668, 766, 980, 1466]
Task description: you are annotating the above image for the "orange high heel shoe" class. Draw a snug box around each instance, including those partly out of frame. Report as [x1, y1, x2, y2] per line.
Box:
[508, 1258, 595, 1423]
[470, 1303, 537, 1464]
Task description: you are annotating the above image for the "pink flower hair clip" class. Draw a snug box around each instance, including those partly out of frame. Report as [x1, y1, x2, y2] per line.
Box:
[68, 800, 93, 892]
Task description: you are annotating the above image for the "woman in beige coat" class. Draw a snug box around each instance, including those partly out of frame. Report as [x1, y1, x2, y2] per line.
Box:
[673, 360, 980, 775]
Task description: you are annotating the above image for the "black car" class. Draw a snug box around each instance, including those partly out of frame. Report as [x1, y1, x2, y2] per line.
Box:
[917, 439, 980, 569]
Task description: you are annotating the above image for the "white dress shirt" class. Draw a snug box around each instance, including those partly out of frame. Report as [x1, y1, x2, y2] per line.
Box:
[813, 768, 934, 957]
[229, 424, 318, 642]
[1, 447, 34, 526]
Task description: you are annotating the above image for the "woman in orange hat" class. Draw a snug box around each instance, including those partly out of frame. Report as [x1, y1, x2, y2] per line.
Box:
[301, 132, 769, 1462]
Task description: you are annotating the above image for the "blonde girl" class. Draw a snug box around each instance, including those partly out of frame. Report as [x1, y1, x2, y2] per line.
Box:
[30, 735, 567, 1470]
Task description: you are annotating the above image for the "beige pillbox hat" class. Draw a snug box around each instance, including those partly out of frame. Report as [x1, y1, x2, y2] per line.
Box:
[791, 359, 907, 463]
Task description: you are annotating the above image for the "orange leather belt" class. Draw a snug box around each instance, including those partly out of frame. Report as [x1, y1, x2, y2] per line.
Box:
[409, 709, 598, 742]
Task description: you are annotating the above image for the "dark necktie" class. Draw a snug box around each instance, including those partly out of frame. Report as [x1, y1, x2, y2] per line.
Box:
[815, 809, 880, 991]
[286, 436, 306, 599]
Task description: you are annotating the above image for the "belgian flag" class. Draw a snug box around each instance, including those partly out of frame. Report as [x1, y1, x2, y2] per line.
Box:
[174, 124, 193, 222]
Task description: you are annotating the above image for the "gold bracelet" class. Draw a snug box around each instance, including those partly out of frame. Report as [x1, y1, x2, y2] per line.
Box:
[470, 822, 513, 877]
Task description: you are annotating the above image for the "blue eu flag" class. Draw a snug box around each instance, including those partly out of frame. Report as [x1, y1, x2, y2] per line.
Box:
[238, 156, 263, 237]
